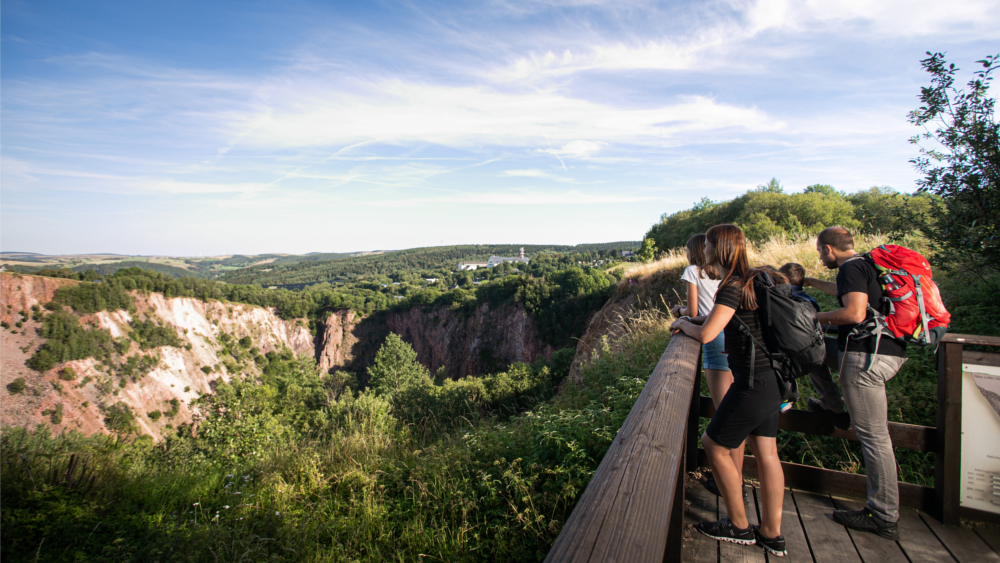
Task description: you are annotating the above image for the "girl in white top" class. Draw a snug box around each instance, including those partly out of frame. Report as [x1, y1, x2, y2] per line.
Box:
[671, 234, 744, 493]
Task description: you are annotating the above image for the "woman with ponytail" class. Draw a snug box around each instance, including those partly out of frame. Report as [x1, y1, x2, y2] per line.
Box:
[671, 234, 745, 501]
[669, 224, 787, 557]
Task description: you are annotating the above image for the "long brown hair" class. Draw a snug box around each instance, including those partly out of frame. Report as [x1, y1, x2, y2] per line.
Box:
[706, 224, 761, 310]
[685, 234, 718, 279]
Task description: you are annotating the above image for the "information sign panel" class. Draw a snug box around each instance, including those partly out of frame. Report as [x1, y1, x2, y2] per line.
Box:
[961, 363, 1000, 514]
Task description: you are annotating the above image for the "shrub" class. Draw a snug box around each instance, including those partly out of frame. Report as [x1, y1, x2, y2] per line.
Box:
[166, 398, 180, 418]
[102, 402, 139, 434]
[6, 378, 26, 394]
[129, 318, 183, 349]
[201, 365, 212, 374]
[57, 367, 76, 381]
[148, 410, 162, 421]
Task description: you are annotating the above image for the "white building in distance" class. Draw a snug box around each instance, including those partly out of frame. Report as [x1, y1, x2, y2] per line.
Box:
[459, 247, 530, 270]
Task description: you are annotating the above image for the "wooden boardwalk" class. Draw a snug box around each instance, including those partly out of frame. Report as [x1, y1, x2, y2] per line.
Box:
[682, 477, 1000, 563]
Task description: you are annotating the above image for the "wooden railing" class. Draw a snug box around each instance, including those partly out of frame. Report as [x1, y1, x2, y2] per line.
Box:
[547, 331, 1000, 562]
[544, 333, 702, 563]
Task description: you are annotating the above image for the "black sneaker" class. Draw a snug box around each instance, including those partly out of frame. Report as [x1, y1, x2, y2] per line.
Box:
[832, 507, 900, 540]
[753, 526, 787, 557]
[703, 477, 750, 504]
[694, 517, 756, 545]
[806, 398, 852, 430]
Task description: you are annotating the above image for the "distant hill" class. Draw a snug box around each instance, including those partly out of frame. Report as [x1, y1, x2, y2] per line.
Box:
[220, 243, 640, 286]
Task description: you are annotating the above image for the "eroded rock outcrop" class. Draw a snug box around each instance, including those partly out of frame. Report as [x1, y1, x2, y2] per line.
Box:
[0, 273, 312, 440]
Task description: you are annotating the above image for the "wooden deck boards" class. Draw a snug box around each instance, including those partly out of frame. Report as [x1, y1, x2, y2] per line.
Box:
[681, 476, 999, 563]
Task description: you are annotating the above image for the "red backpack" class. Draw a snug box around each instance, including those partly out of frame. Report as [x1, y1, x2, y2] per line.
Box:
[848, 244, 951, 348]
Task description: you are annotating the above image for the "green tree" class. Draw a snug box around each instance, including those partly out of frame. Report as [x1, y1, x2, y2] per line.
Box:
[637, 238, 657, 263]
[756, 177, 784, 193]
[367, 333, 430, 394]
[803, 184, 842, 197]
[909, 52, 1000, 277]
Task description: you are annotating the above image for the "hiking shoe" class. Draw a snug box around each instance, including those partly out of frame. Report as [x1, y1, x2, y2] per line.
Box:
[694, 517, 756, 545]
[807, 398, 852, 430]
[832, 507, 900, 540]
[703, 477, 750, 504]
[753, 526, 787, 557]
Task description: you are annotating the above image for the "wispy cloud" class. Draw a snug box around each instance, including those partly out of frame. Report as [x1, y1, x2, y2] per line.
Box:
[1, 158, 270, 195]
[231, 82, 781, 152]
[364, 189, 661, 207]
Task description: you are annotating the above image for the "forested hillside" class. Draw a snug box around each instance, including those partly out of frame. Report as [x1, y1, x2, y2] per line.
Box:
[645, 183, 936, 250]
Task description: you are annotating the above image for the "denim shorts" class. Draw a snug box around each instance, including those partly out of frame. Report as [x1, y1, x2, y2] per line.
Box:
[703, 332, 730, 371]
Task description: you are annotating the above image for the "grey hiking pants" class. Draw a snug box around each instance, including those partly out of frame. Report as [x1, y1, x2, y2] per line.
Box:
[839, 351, 907, 523]
[809, 343, 907, 523]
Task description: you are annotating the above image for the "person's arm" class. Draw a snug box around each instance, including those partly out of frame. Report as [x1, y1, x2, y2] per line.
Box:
[670, 303, 734, 344]
[671, 280, 698, 318]
[803, 276, 837, 296]
[816, 292, 867, 325]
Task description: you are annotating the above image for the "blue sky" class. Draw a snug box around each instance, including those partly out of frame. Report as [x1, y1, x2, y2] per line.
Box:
[2, 0, 998, 255]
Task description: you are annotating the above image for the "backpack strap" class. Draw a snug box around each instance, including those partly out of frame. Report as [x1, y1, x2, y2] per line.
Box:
[732, 314, 776, 389]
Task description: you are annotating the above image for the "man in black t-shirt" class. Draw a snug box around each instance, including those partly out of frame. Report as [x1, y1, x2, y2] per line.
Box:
[803, 227, 907, 541]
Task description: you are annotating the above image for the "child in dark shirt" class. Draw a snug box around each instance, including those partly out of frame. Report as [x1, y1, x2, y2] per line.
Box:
[779, 263, 819, 312]
[780, 262, 848, 420]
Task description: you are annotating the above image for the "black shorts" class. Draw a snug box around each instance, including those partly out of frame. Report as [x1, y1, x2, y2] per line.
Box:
[705, 369, 782, 449]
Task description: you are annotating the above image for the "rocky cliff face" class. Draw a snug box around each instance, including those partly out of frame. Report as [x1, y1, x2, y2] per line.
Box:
[567, 263, 685, 381]
[0, 274, 76, 325]
[2, 273, 560, 439]
[316, 302, 554, 380]
[0, 273, 312, 440]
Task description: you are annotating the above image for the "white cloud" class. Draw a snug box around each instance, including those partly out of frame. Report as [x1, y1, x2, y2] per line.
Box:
[501, 168, 572, 181]
[741, 0, 1000, 37]
[488, 0, 1000, 83]
[538, 140, 605, 160]
[232, 81, 780, 152]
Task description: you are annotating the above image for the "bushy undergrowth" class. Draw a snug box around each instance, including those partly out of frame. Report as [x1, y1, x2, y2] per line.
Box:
[0, 319, 672, 562]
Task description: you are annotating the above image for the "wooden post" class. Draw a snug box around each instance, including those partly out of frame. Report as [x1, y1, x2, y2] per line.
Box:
[686, 349, 702, 472]
[936, 341, 963, 525]
[666, 417, 687, 562]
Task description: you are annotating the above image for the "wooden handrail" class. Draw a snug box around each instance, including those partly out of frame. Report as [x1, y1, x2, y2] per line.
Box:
[698, 396, 937, 451]
[545, 333, 701, 563]
[942, 333, 1000, 346]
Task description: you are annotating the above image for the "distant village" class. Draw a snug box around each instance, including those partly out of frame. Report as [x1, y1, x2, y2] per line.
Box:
[458, 247, 635, 271]
[458, 247, 531, 271]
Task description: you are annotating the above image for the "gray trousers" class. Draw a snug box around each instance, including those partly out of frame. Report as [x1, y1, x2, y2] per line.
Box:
[840, 351, 907, 523]
[808, 339, 907, 523]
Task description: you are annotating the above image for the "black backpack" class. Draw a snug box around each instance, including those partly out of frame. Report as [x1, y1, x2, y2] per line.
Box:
[732, 272, 826, 402]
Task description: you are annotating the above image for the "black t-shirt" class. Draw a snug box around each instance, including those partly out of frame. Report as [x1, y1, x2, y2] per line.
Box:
[714, 282, 772, 375]
[836, 257, 907, 357]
